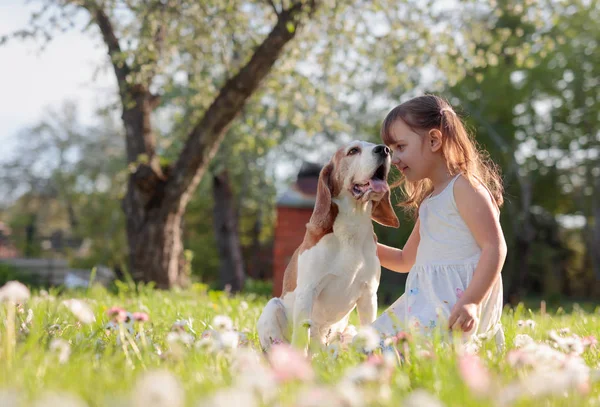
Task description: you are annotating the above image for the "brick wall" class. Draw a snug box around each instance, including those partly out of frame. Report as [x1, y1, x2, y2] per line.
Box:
[272, 206, 313, 297]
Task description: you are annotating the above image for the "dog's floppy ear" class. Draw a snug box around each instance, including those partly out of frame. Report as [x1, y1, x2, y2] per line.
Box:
[309, 162, 336, 230]
[372, 190, 400, 228]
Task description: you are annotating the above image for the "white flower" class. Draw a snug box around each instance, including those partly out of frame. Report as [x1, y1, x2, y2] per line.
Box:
[342, 363, 379, 384]
[334, 381, 364, 407]
[239, 301, 249, 311]
[499, 356, 590, 405]
[338, 324, 358, 345]
[199, 388, 256, 407]
[352, 326, 380, 353]
[62, 299, 96, 324]
[21, 309, 34, 333]
[172, 319, 190, 329]
[508, 342, 570, 370]
[326, 343, 340, 359]
[26, 308, 34, 324]
[232, 349, 276, 403]
[195, 337, 218, 353]
[172, 319, 195, 334]
[132, 370, 184, 407]
[212, 315, 233, 331]
[218, 331, 239, 350]
[0, 389, 20, 407]
[402, 389, 445, 407]
[378, 384, 392, 402]
[513, 334, 535, 348]
[50, 338, 71, 364]
[461, 340, 481, 355]
[382, 349, 398, 367]
[166, 332, 194, 346]
[550, 332, 585, 355]
[517, 320, 525, 327]
[32, 392, 88, 407]
[525, 319, 536, 329]
[0, 281, 30, 303]
[295, 386, 345, 407]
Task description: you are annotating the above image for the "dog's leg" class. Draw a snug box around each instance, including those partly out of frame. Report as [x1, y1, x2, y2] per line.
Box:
[257, 298, 288, 351]
[291, 289, 314, 355]
[357, 290, 378, 325]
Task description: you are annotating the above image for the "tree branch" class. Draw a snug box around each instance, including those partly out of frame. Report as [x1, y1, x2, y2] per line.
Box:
[266, 0, 280, 15]
[87, 5, 131, 94]
[162, 0, 318, 212]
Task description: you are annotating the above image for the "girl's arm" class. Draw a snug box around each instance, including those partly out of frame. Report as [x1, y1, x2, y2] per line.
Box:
[376, 219, 420, 273]
[453, 176, 507, 306]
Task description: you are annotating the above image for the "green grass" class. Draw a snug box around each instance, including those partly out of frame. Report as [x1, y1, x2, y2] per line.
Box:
[0, 282, 599, 407]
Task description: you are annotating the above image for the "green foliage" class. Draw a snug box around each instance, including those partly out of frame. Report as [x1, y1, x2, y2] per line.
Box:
[243, 277, 273, 297]
[0, 263, 41, 288]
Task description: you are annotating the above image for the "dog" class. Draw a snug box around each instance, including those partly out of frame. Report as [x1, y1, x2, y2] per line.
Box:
[257, 141, 399, 353]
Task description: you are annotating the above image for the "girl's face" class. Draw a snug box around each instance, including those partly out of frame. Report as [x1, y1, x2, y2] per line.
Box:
[386, 119, 436, 182]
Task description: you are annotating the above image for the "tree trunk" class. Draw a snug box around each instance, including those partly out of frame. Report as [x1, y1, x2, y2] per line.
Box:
[506, 174, 534, 305]
[592, 171, 600, 296]
[212, 170, 246, 292]
[89, 1, 317, 288]
[123, 197, 188, 288]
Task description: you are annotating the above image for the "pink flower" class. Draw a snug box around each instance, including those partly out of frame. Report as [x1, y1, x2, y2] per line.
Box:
[366, 354, 384, 365]
[458, 354, 491, 396]
[393, 331, 412, 343]
[456, 288, 464, 298]
[106, 306, 127, 323]
[267, 344, 314, 383]
[132, 312, 149, 323]
[271, 338, 284, 345]
[582, 336, 597, 349]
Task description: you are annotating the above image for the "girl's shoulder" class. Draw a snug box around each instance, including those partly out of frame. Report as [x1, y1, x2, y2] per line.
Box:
[453, 174, 500, 217]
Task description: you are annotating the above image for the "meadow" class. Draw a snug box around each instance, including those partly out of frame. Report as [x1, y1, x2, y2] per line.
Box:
[0, 280, 598, 407]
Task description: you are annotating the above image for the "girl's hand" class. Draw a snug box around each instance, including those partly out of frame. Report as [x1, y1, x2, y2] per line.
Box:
[448, 302, 479, 332]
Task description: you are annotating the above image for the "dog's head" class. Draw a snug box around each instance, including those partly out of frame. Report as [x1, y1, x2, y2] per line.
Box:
[310, 141, 400, 231]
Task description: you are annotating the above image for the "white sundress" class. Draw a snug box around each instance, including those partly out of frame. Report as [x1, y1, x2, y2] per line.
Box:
[372, 174, 504, 347]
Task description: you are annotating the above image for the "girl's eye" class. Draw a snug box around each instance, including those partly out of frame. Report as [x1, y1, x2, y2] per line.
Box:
[347, 147, 360, 155]
[397, 144, 405, 151]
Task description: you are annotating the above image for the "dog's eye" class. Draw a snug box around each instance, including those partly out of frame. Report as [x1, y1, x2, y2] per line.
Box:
[347, 147, 360, 156]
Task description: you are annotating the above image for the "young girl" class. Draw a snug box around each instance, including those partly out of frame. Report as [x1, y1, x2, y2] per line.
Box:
[372, 95, 506, 347]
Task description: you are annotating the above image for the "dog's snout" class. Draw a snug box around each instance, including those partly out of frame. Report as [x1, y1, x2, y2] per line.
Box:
[373, 145, 390, 157]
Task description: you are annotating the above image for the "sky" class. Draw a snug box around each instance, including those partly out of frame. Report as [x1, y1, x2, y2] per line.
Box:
[0, 1, 115, 156]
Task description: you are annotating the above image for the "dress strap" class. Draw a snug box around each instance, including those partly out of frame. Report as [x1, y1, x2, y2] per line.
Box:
[428, 173, 461, 200]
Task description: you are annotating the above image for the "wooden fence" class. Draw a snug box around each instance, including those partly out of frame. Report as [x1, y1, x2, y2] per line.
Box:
[0, 258, 114, 287]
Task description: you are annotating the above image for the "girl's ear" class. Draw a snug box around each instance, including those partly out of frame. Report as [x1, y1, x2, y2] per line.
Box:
[428, 129, 443, 152]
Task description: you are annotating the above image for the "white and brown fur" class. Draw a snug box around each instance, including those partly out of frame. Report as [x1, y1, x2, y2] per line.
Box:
[257, 141, 399, 353]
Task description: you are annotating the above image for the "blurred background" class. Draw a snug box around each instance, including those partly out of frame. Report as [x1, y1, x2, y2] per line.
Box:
[0, 0, 597, 306]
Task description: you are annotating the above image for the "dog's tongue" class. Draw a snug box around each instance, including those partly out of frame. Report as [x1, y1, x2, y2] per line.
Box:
[369, 178, 388, 194]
